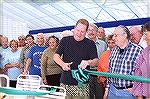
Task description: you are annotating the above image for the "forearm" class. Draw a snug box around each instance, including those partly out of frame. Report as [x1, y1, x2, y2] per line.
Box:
[41, 56, 47, 80]
[24, 58, 31, 72]
[4, 64, 14, 68]
[53, 54, 64, 67]
[53, 54, 71, 71]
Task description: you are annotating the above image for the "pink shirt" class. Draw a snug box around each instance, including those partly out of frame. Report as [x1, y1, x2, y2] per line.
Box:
[132, 46, 150, 97]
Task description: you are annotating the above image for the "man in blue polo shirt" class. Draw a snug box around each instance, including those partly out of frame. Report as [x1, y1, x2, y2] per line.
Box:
[23, 33, 47, 77]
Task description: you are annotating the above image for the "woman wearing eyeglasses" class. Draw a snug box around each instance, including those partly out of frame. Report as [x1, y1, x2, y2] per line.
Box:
[132, 21, 150, 99]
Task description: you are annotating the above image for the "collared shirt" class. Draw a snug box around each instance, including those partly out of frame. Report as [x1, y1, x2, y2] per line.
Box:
[90, 38, 107, 70]
[108, 41, 143, 87]
[139, 36, 148, 49]
[95, 38, 107, 59]
[132, 46, 150, 97]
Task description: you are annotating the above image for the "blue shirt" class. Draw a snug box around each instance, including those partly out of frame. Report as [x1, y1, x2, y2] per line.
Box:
[4, 49, 21, 80]
[90, 38, 107, 70]
[28, 45, 47, 77]
[0, 47, 10, 68]
[95, 38, 107, 59]
[108, 41, 143, 87]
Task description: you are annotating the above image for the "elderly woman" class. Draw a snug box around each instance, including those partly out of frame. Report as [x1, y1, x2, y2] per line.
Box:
[41, 36, 62, 86]
[132, 21, 150, 99]
[4, 40, 21, 87]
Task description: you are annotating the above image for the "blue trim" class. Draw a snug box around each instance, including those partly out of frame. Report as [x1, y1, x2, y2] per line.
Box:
[29, 17, 150, 34]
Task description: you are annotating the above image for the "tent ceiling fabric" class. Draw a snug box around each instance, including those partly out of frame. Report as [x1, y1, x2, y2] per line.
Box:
[2, 0, 150, 31]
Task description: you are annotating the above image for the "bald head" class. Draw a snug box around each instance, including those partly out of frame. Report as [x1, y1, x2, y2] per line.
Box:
[36, 33, 44, 46]
[1, 36, 9, 49]
[97, 27, 106, 41]
[129, 26, 142, 44]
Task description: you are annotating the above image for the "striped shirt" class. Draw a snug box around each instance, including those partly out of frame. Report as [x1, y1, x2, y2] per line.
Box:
[108, 41, 143, 87]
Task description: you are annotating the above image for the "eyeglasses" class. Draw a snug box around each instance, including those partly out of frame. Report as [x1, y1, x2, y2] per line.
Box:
[113, 33, 126, 38]
[87, 29, 96, 32]
[18, 38, 25, 41]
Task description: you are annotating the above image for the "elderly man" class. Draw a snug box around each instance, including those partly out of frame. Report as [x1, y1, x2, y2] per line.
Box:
[0, 36, 10, 87]
[105, 25, 143, 99]
[23, 33, 47, 77]
[129, 26, 147, 48]
[54, 19, 98, 99]
[87, 23, 107, 99]
[97, 27, 106, 42]
[0, 36, 10, 72]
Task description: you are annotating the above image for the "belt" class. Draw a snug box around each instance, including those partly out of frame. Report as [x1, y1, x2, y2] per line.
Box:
[115, 85, 133, 89]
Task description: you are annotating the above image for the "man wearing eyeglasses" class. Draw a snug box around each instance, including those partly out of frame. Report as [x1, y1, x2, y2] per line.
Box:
[105, 25, 143, 99]
[87, 23, 107, 99]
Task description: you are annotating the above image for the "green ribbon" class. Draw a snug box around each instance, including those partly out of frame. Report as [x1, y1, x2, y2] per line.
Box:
[72, 65, 150, 87]
[0, 87, 57, 96]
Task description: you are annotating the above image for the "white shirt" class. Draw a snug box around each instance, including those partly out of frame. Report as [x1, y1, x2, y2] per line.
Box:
[139, 36, 148, 49]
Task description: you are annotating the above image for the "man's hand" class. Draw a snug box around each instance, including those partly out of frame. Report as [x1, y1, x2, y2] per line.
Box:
[80, 60, 89, 69]
[22, 69, 28, 75]
[62, 62, 73, 71]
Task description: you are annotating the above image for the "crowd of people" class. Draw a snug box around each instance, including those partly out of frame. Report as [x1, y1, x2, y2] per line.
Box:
[0, 19, 150, 99]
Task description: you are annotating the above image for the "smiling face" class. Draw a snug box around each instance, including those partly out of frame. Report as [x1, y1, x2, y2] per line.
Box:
[26, 36, 34, 46]
[49, 37, 58, 50]
[73, 23, 87, 41]
[97, 27, 105, 40]
[10, 40, 18, 52]
[130, 26, 142, 44]
[87, 24, 97, 40]
[36, 33, 44, 46]
[1, 37, 8, 49]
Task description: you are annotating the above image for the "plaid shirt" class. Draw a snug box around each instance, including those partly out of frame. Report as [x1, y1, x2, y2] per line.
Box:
[108, 41, 143, 87]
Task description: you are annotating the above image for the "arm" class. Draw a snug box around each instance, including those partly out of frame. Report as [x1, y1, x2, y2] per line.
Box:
[80, 58, 99, 69]
[4, 62, 20, 68]
[103, 88, 108, 99]
[22, 58, 31, 75]
[41, 52, 48, 84]
[4, 62, 20, 73]
[19, 48, 25, 66]
[53, 54, 72, 71]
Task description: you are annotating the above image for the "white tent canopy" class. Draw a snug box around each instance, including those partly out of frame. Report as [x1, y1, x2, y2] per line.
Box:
[1, 0, 150, 39]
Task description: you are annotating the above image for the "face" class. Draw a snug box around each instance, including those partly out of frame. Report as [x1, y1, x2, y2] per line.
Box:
[49, 38, 58, 49]
[107, 39, 115, 50]
[36, 34, 44, 46]
[18, 36, 26, 44]
[97, 27, 105, 39]
[112, 27, 127, 47]
[2, 37, 8, 49]
[87, 25, 97, 40]
[130, 27, 142, 44]
[73, 23, 87, 41]
[144, 31, 150, 46]
[26, 36, 34, 46]
[10, 41, 18, 51]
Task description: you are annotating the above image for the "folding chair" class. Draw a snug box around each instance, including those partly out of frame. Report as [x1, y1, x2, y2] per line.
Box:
[16, 75, 66, 99]
[0, 74, 9, 99]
